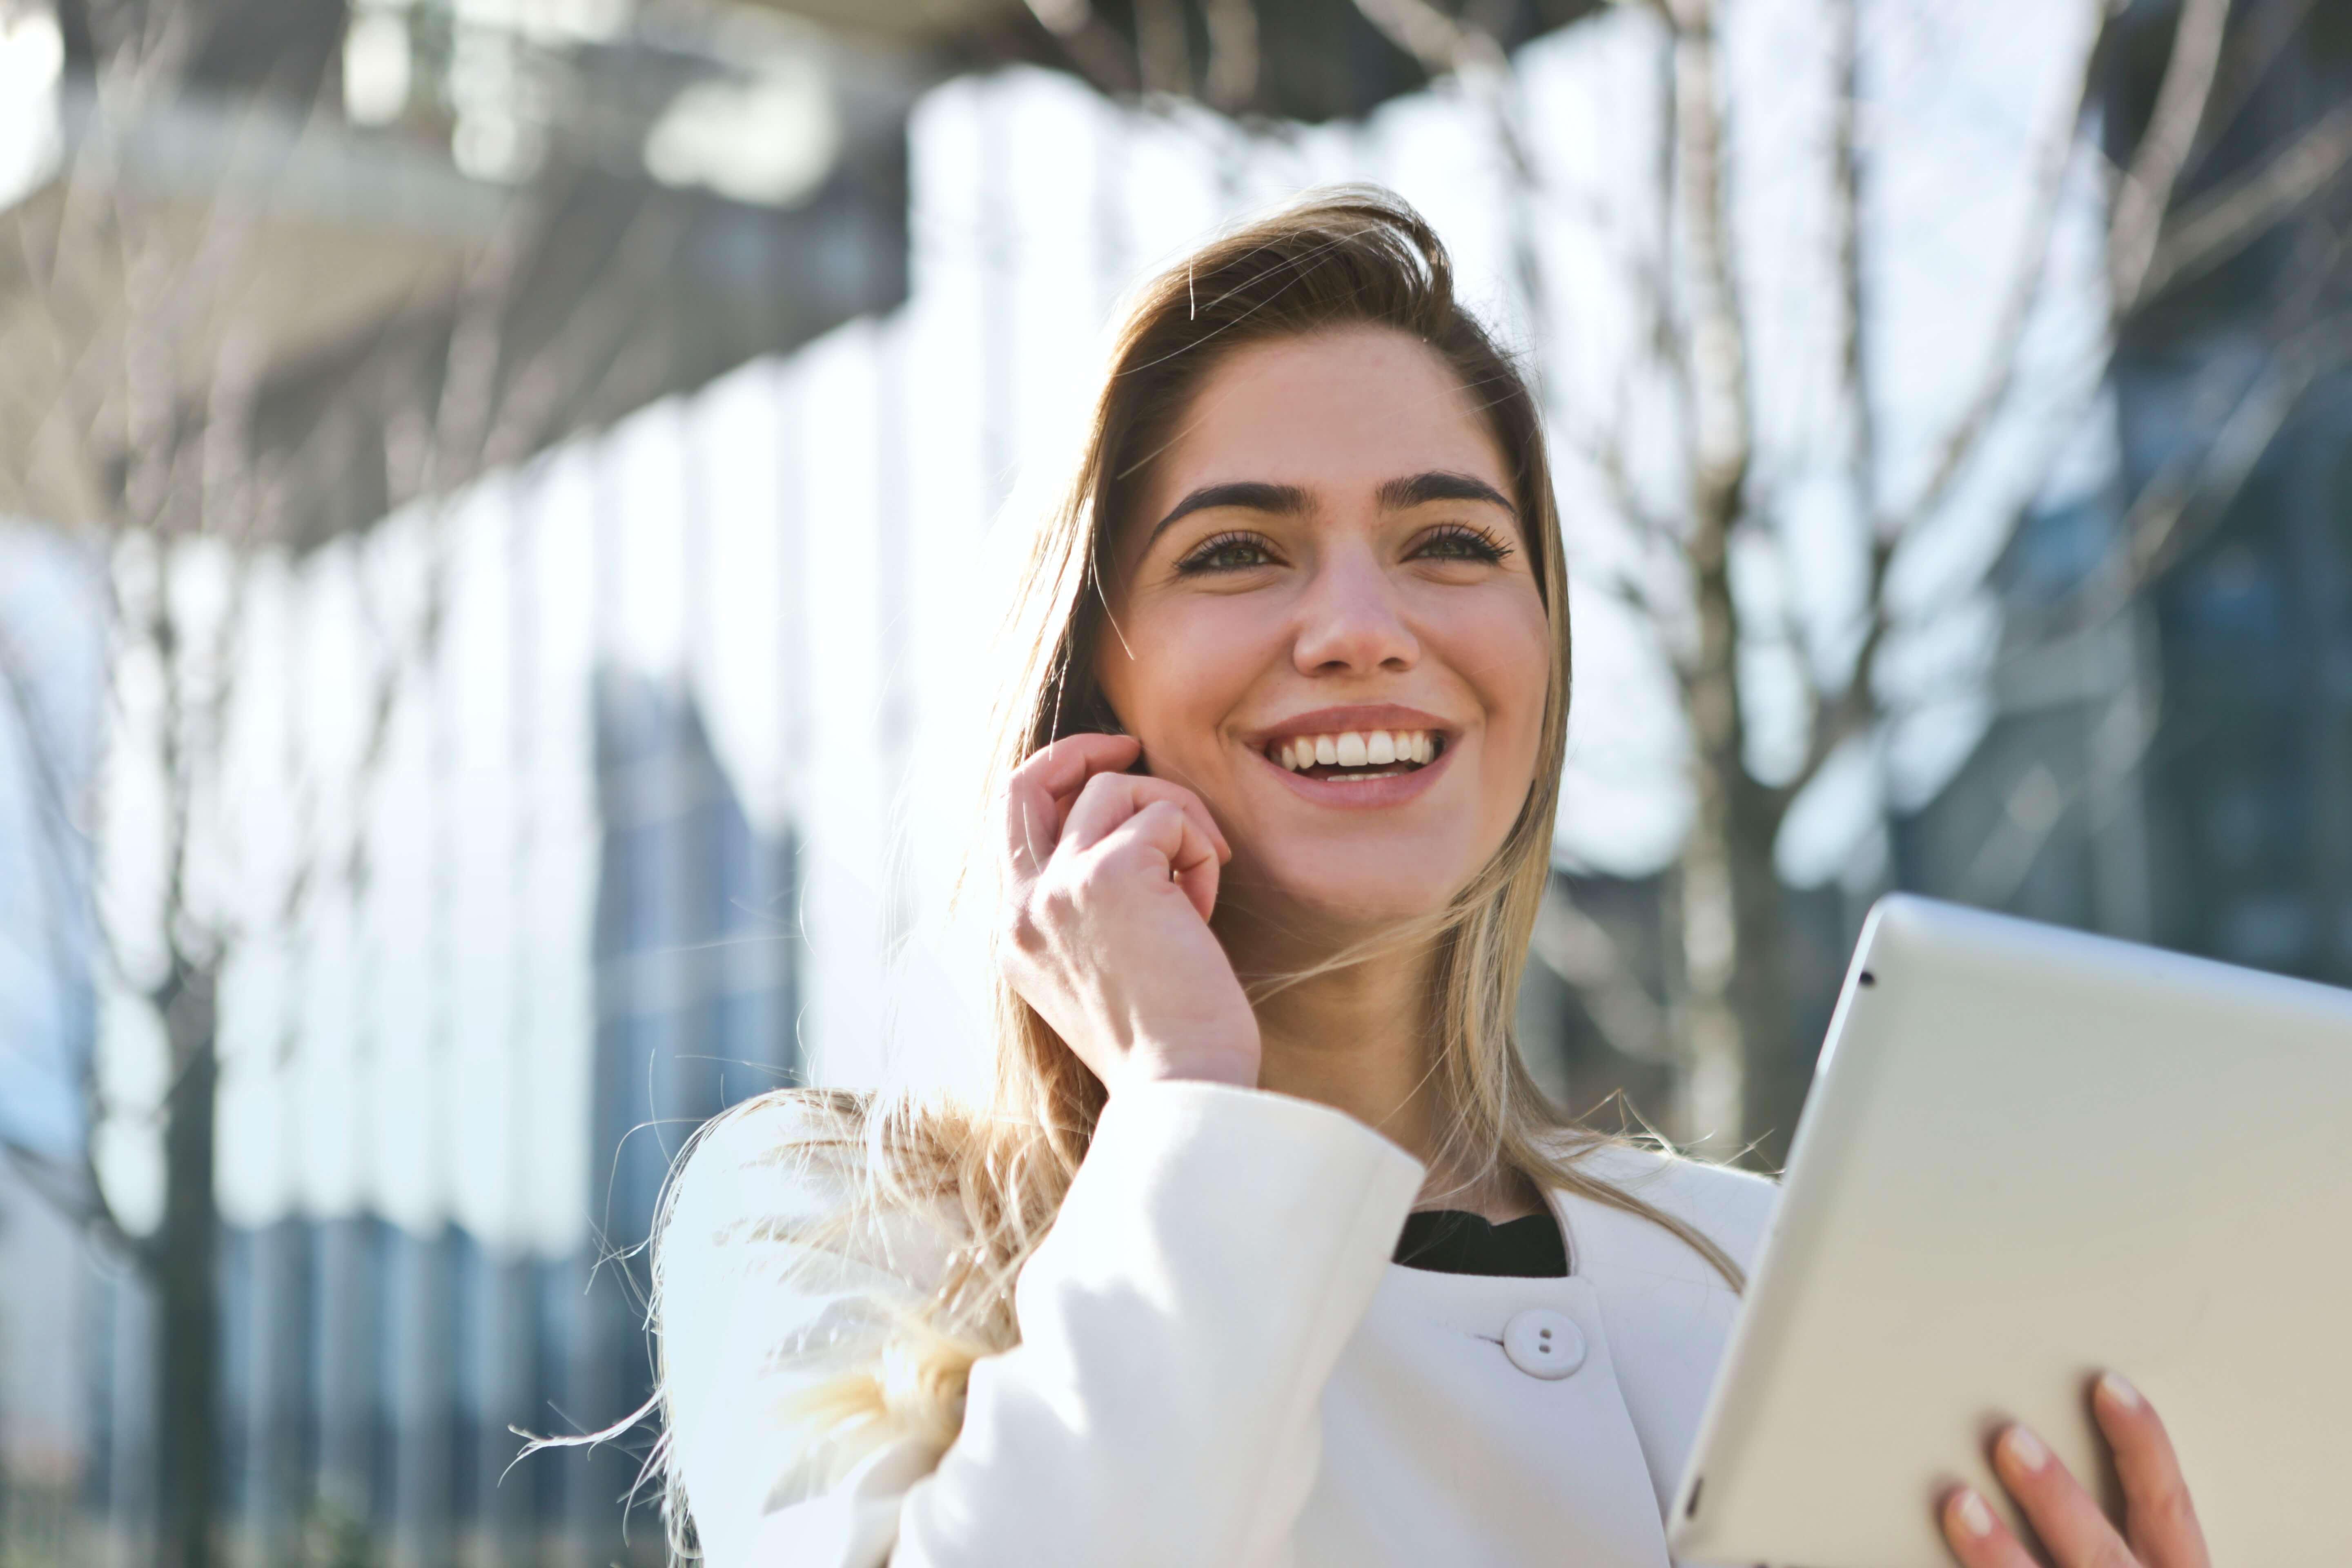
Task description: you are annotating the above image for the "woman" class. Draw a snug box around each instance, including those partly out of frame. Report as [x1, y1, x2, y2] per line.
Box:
[653, 190, 2207, 1568]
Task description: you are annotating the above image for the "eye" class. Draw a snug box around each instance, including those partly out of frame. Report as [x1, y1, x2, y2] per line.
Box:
[1412, 523, 1513, 564]
[1175, 530, 1283, 575]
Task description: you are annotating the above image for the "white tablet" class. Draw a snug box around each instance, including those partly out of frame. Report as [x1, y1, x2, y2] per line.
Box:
[1667, 895, 2352, 1568]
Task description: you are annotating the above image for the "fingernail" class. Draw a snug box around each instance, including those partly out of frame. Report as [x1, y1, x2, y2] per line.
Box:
[1954, 1488, 1996, 1538]
[2099, 1371, 2143, 1411]
[2003, 1425, 2050, 1473]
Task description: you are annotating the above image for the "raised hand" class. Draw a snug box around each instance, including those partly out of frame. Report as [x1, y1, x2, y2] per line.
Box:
[997, 733, 1260, 1094]
[1940, 1374, 2209, 1568]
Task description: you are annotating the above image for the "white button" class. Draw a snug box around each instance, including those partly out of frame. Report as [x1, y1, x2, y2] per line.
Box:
[1502, 1308, 1586, 1379]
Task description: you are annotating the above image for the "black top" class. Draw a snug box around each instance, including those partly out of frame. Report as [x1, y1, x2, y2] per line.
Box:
[1392, 1208, 1569, 1278]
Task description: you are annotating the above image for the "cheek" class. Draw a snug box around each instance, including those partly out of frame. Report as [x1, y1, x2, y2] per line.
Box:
[1103, 597, 1275, 758]
[1448, 589, 1553, 773]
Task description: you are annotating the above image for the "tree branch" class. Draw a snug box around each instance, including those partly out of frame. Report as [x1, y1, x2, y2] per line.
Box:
[1991, 302, 2352, 670]
[1660, 0, 1752, 515]
[276, 197, 688, 940]
[0, 617, 142, 1263]
[2119, 312, 2352, 584]
[1789, 2, 2123, 811]
[1530, 883, 1676, 1065]
[2108, 0, 2232, 313]
[1781, 582, 1888, 811]
[4, 1136, 143, 1263]
[2142, 97, 2352, 302]
[1893, 0, 2105, 531]
[1794, 0, 1880, 751]
[1830, 0, 1876, 526]
[1813, 314, 2345, 811]
[1561, 412, 1683, 541]
[2187, 0, 2316, 182]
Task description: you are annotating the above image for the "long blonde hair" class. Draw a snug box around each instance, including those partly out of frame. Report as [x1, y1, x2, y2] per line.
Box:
[648, 187, 1742, 1552]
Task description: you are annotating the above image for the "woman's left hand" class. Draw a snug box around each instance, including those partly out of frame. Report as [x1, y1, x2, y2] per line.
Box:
[1940, 1373, 2209, 1568]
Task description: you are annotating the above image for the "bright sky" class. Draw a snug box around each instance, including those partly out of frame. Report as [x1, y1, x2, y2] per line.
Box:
[0, 7, 63, 208]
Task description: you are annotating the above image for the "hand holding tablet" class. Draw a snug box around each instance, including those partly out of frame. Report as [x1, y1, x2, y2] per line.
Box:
[1938, 1373, 2208, 1568]
[1670, 897, 2351, 1568]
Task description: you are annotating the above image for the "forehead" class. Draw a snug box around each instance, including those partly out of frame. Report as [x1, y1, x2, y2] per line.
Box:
[1143, 326, 1510, 513]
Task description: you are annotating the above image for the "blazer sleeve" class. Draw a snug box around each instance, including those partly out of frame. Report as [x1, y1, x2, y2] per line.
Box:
[660, 1080, 1428, 1568]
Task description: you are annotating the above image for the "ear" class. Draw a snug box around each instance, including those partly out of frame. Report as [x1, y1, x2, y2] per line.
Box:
[1084, 697, 1153, 775]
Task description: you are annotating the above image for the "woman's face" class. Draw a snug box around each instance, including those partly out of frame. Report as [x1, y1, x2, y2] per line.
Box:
[1095, 325, 1553, 941]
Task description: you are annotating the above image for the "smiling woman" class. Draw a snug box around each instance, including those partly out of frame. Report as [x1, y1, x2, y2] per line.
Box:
[1096, 326, 1553, 946]
[644, 189, 2207, 1568]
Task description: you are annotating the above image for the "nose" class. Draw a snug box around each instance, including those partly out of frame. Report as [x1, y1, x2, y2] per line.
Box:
[1292, 543, 1418, 676]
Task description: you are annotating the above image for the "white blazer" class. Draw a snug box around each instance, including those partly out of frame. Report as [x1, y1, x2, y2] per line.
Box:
[660, 1080, 1779, 1568]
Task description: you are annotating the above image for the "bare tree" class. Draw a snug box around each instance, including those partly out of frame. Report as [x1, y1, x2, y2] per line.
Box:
[1645, 0, 2352, 1157]
[1333, 0, 2352, 1159]
[0, 4, 690, 1561]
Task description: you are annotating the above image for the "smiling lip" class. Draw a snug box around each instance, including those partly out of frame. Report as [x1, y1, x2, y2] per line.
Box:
[1250, 704, 1457, 748]
[1246, 704, 1459, 808]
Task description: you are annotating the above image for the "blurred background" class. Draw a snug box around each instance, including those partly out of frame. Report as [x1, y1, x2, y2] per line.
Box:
[0, 0, 2346, 1561]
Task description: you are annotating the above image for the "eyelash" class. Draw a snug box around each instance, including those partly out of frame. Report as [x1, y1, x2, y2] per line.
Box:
[1171, 523, 1515, 575]
[1174, 531, 1281, 574]
[1416, 523, 1513, 564]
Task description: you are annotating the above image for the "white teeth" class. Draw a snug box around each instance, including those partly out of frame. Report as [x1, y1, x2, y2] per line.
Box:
[1270, 729, 1441, 773]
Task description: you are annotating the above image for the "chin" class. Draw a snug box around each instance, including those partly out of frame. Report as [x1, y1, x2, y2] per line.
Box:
[1228, 847, 1472, 940]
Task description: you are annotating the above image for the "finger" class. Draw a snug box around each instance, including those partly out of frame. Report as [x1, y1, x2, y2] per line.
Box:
[1061, 772, 1229, 863]
[1938, 1486, 2040, 1568]
[1162, 809, 1223, 922]
[1022, 732, 1145, 812]
[1001, 768, 1063, 882]
[1991, 1423, 2134, 1568]
[1002, 735, 1141, 877]
[1097, 799, 1223, 923]
[2095, 1374, 2209, 1568]
[1064, 775, 1228, 866]
[1040, 734, 1148, 843]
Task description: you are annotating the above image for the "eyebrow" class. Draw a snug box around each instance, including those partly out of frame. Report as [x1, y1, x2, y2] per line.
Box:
[1145, 470, 1515, 549]
[1377, 470, 1517, 515]
[1145, 481, 1312, 546]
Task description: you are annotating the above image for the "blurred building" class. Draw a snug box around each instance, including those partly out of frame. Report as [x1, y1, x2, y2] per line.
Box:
[4, 0, 886, 1559]
[71, 673, 795, 1566]
[0, 522, 106, 1564]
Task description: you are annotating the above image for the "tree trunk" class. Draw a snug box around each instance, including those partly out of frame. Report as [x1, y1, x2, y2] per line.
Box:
[1665, 0, 1787, 1162]
[152, 958, 220, 1568]
[1675, 521, 1791, 1161]
[1675, 801, 1793, 1157]
[1725, 773, 1797, 1165]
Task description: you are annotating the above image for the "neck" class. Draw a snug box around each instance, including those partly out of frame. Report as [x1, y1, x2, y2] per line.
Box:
[1221, 909, 1538, 1223]
[1249, 944, 1439, 1153]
